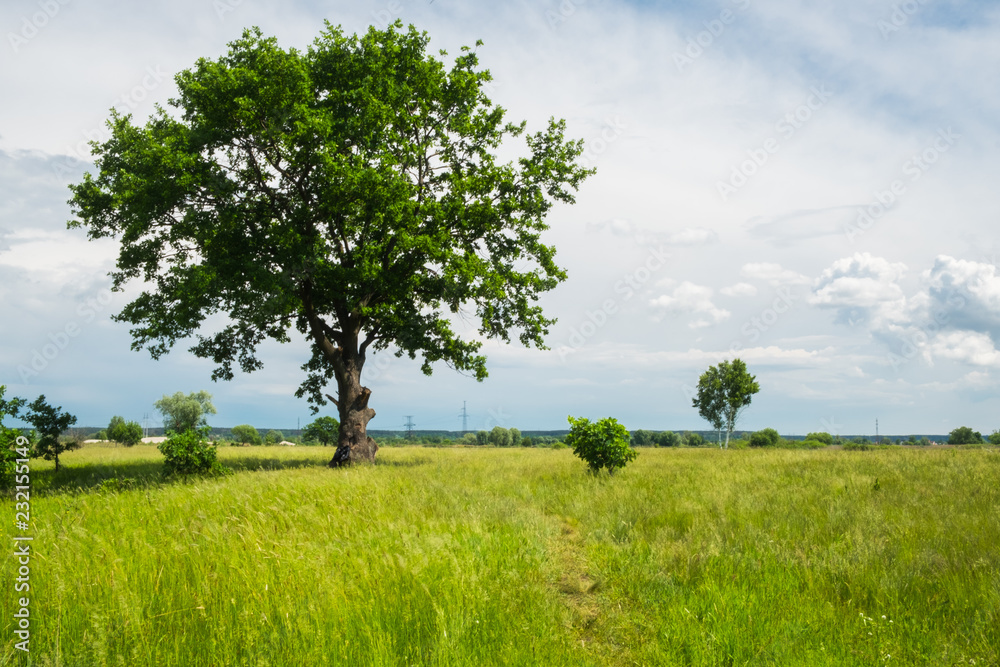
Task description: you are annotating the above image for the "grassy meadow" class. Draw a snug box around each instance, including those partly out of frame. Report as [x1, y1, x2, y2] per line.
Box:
[2, 444, 999, 666]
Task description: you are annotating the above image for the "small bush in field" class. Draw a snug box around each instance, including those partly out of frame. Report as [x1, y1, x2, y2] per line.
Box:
[158, 429, 230, 477]
[565, 416, 637, 475]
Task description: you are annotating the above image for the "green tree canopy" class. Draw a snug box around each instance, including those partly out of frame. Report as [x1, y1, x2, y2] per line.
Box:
[231, 424, 262, 446]
[23, 396, 79, 472]
[692, 359, 760, 449]
[948, 426, 983, 445]
[68, 22, 592, 467]
[749, 428, 780, 448]
[302, 416, 339, 446]
[154, 391, 217, 434]
[565, 416, 637, 475]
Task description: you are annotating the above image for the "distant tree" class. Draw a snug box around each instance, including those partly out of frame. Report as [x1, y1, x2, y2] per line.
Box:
[630, 429, 656, 447]
[918, 437, 932, 446]
[23, 396, 79, 472]
[509, 427, 522, 448]
[265, 429, 284, 445]
[231, 424, 262, 446]
[655, 431, 681, 447]
[460, 432, 477, 445]
[107, 416, 126, 441]
[302, 416, 339, 446]
[488, 426, 512, 447]
[154, 391, 216, 434]
[693, 359, 760, 449]
[988, 430, 1000, 445]
[683, 432, 706, 447]
[565, 416, 637, 475]
[948, 426, 983, 445]
[475, 430, 489, 446]
[95, 429, 109, 441]
[117, 422, 144, 447]
[803, 432, 833, 446]
[107, 416, 143, 446]
[749, 428, 781, 448]
[521, 435, 534, 447]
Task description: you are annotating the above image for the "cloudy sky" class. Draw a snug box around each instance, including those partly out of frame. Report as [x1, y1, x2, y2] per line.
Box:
[2, 0, 999, 436]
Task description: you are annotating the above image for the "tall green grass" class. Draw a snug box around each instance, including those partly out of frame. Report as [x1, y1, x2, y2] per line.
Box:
[3, 445, 998, 665]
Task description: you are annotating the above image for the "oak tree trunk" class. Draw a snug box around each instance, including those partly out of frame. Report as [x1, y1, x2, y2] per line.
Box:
[328, 358, 378, 467]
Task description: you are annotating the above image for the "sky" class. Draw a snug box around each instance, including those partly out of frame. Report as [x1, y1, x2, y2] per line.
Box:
[2, 0, 999, 436]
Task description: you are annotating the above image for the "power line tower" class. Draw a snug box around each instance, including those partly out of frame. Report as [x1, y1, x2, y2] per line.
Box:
[875, 418, 879, 443]
[404, 415, 415, 440]
[459, 401, 468, 434]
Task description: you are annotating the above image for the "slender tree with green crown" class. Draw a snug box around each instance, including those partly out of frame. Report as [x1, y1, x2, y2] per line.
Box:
[68, 22, 593, 465]
[692, 359, 760, 449]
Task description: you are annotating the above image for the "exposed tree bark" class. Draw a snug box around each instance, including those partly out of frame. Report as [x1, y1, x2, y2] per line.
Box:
[329, 370, 378, 466]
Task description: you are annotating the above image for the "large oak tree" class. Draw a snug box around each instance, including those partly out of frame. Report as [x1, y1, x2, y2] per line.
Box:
[69, 22, 592, 465]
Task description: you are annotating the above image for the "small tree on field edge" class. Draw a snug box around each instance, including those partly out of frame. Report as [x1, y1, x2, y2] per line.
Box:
[23, 396, 79, 472]
[692, 359, 760, 449]
[302, 417, 339, 446]
[231, 424, 262, 446]
[565, 416, 637, 475]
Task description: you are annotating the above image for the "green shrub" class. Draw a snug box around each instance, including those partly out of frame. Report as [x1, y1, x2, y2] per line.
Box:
[565, 416, 637, 475]
[265, 429, 283, 445]
[158, 429, 230, 477]
[804, 431, 833, 446]
[989, 430, 1000, 445]
[475, 430, 489, 446]
[843, 440, 871, 451]
[749, 428, 781, 448]
[655, 431, 682, 447]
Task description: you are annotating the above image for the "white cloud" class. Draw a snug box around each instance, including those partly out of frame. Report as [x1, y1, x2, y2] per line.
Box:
[649, 281, 730, 328]
[809, 253, 909, 325]
[720, 282, 757, 297]
[741, 262, 810, 286]
[666, 227, 718, 245]
[927, 331, 1000, 368]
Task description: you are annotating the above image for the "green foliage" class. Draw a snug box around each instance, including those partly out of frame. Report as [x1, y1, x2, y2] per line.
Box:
[843, 440, 872, 451]
[630, 429, 656, 447]
[23, 395, 79, 471]
[656, 430, 681, 447]
[475, 430, 489, 446]
[693, 359, 760, 448]
[509, 427, 522, 448]
[488, 426, 512, 448]
[265, 430, 284, 445]
[683, 432, 706, 447]
[520, 436, 534, 448]
[302, 416, 339, 446]
[948, 426, 983, 445]
[95, 429, 109, 441]
[231, 424, 262, 446]
[804, 431, 833, 446]
[154, 391, 216, 434]
[108, 416, 143, 446]
[749, 428, 781, 448]
[565, 416, 637, 475]
[67, 22, 594, 436]
[989, 430, 1000, 445]
[459, 432, 477, 445]
[158, 429, 230, 477]
[1, 386, 28, 487]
